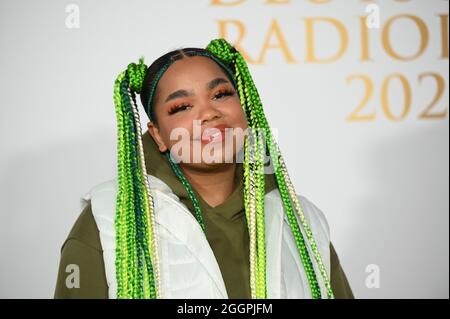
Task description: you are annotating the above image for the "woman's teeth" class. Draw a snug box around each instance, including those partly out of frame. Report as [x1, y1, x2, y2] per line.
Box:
[202, 130, 224, 143]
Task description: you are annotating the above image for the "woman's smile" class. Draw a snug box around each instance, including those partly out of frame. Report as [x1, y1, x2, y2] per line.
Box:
[200, 124, 229, 144]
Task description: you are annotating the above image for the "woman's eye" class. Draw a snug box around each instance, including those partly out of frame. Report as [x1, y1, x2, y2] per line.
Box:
[214, 89, 235, 100]
[168, 103, 192, 115]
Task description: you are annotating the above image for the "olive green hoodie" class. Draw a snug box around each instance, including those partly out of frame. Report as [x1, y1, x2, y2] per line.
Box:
[54, 131, 354, 299]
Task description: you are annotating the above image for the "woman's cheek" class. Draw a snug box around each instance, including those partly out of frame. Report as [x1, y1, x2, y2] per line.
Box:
[166, 123, 195, 149]
[234, 108, 248, 129]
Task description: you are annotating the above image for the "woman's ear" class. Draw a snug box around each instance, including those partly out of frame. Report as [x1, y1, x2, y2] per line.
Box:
[147, 122, 168, 152]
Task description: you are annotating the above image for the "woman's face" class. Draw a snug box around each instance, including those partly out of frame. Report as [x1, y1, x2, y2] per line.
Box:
[147, 56, 248, 169]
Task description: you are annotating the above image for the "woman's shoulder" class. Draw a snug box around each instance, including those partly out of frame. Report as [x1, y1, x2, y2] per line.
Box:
[62, 202, 102, 252]
[84, 175, 178, 198]
[55, 202, 108, 298]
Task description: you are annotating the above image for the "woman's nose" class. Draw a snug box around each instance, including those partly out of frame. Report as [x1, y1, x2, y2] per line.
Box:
[198, 101, 222, 124]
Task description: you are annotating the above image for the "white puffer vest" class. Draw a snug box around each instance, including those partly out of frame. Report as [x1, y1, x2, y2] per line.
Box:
[80, 174, 331, 299]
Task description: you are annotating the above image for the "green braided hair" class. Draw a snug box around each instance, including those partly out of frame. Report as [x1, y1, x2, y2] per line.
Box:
[112, 38, 334, 299]
[113, 58, 160, 298]
[206, 40, 334, 299]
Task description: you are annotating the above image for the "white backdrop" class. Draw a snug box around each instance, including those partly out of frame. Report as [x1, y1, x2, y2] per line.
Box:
[0, 0, 448, 298]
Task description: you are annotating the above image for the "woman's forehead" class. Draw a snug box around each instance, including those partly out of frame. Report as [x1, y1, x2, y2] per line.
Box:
[158, 56, 228, 89]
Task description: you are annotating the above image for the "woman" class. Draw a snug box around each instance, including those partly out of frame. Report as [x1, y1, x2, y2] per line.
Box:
[54, 38, 354, 299]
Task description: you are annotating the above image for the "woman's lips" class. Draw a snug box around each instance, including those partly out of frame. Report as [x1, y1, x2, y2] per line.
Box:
[200, 125, 228, 144]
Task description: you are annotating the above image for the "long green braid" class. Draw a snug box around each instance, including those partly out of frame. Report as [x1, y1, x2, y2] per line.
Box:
[206, 39, 334, 298]
[113, 58, 161, 298]
[112, 39, 334, 299]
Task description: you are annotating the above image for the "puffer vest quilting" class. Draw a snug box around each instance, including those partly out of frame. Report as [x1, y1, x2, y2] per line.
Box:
[80, 175, 331, 299]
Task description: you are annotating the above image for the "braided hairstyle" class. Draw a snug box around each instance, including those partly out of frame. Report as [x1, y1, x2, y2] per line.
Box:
[112, 38, 334, 299]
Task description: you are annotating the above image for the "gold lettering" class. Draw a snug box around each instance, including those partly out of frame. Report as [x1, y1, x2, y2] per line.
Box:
[210, 0, 245, 6]
[305, 17, 348, 63]
[346, 74, 376, 121]
[265, 0, 291, 4]
[381, 73, 411, 121]
[257, 19, 297, 64]
[382, 15, 429, 61]
[418, 72, 448, 119]
[217, 20, 256, 63]
[360, 16, 373, 61]
[438, 14, 449, 59]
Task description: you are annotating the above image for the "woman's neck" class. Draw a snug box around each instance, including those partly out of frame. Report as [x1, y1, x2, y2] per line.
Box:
[179, 162, 238, 208]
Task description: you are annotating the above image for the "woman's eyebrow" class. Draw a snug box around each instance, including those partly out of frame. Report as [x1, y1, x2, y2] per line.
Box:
[164, 89, 193, 103]
[207, 77, 229, 90]
[164, 77, 230, 103]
